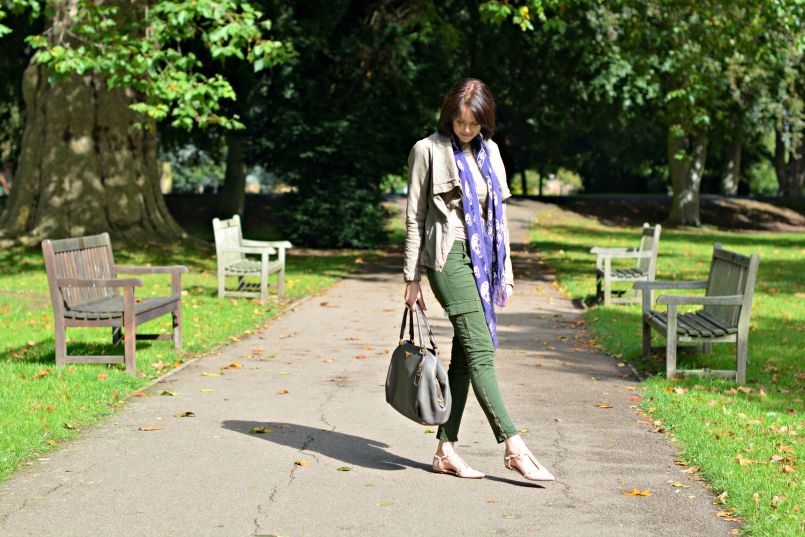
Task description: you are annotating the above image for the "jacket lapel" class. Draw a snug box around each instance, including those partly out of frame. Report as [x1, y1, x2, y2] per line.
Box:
[430, 133, 461, 195]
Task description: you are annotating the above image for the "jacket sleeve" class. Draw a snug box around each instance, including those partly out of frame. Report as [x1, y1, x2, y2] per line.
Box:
[404, 140, 430, 282]
[503, 203, 514, 288]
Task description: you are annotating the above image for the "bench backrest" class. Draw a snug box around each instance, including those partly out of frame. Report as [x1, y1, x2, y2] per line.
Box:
[704, 243, 760, 328]
[42, 233, 118, 312]
[636, 223, 661, 277]
[212, 215, 244, 268]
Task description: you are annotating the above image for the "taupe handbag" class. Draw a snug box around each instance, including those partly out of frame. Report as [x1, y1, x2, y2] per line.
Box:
[385, 304, 451, 425]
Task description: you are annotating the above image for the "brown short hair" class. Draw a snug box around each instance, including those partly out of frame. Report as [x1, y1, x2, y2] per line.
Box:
[438, 78, 496, 140]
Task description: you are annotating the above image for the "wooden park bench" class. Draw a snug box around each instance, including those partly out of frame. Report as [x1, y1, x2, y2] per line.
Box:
[42, 233, 188, 374]
[634, 243, 760, 383]
[212, 215, 292, 303]
[591, 223, 661, 306]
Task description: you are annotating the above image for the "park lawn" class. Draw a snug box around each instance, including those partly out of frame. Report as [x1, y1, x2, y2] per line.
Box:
[530, 206, 804, 537]
[0, 240, 365, 482]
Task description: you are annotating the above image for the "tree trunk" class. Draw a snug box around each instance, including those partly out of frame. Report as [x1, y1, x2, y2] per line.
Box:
[775, 130, 805, 197]
[720, 119, 741, 196]
[0, 2, 183, 244]
[218, 133, 247, 217]
[666, 127, 708, 226]
[520, 170, 527, 196]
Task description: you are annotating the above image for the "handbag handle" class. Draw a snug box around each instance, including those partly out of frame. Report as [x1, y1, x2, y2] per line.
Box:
[399, 303, 438, 351]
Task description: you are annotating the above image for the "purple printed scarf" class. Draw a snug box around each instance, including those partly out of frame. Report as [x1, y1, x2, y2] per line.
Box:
[452, 134, 509, 348]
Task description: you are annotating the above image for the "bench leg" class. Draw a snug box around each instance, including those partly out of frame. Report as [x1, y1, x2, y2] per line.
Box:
[54, 317, 67, 367]
[595, 272, 602, 303]
[603, 258, 612, 306]
[123, 288, 137, 374]
[736, 333, 748, 384]
[642, 316, 652, 358]
[278, 264, 285, 297]
[702, 343, 713, 354]
[172, 306, 182, 351]
[665, 305, 678, 380]
[112, 327, 123, 346]
[260, 262, 268, 304]
[217, 269, 226, 298]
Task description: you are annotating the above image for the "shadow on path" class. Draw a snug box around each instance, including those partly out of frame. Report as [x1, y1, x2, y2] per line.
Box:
[221, 420, 540, 488]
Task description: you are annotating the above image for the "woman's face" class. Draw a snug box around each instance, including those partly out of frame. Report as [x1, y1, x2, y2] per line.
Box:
[452, 106, 481, 144]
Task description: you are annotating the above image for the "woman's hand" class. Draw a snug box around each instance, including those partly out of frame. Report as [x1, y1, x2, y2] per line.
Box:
[404, 281, 426, 311]
[502, 284, 514, 307]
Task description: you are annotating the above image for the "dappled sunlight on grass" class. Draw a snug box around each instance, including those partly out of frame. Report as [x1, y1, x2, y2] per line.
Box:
[530, 206, 804, 536]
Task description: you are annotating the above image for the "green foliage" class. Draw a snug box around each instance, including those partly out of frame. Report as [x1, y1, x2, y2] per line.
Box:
[0, 0, 294, 130]
[745, 160, 779, 196]
[284, 177, 390, 248]
[530, 207, 805, 535]
[0, 240, 363, 482]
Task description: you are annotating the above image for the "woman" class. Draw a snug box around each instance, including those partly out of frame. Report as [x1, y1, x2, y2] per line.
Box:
[403, 78, 554, 482]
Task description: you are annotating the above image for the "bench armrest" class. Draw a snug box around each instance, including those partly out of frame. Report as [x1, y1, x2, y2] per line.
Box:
[657, 294, 743, 306]
[241, 239, 292, 249]
[634, 280, 708, 290]
[590, 247, 633, 254]
[221, 246, 277, 255]
[57, 278, 142, 288]
[115, 265, 188, 275]
[596, 251, 652, 260]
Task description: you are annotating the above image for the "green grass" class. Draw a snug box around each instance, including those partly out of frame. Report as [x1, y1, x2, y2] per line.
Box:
[530, 206, 804, 536]
[0, 240, 365, 482]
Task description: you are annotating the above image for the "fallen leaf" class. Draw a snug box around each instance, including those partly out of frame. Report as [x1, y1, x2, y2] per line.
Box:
[668, 481, 690, 488]
[356, 354, 367, 360]
[737, 386, 753, 394]
[622, 488, 652, 497]
[424, 428, 435, 434]
[276, 389, 289, 395]
[132, 391, 147, 397]
[324, 358, 335, 363]
[221, 361, 243, 370]
[724, 388, 738, 395]
[595, 403, 613, 409]
[199, 388, 214, 393]
[487, 499, 497, 504]
[519, 428, 529, 433]
[337, 466, 352, 472]
[151, 361, 166, 370]
[97, 373, 107, 381]
[138, 426, 162, 431]
[251, 426, 273, 434]
[63, 423, 77, 430]
[175, 411, 195, 418]
[781, 465, 796, 474]
[295, 460, 310, 467]
[736, 454, 756, 466]
[160, 390, 177, 397]
[554, 417, 563, 422]
[202, 372, 222, 377]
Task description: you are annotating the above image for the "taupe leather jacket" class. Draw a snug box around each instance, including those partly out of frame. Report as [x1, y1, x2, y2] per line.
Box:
[404, 132, 514, 284]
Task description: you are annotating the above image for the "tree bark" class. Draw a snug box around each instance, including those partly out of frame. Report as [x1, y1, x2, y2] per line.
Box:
[720, 118, 741, 196]
[666, 127, 708, 226]
[520, 170, 527, 196]
[775, 130, 805, 197]
[218, 133, 247, 217]
[0, 66, 184, 243]
[0, 3, 184, 244]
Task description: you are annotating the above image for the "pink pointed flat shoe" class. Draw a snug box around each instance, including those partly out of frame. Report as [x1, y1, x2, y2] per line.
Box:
[432, 453, 485, 479]
[504, 449, 555, 482]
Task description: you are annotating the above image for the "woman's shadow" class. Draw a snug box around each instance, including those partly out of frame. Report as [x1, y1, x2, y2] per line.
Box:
[221, 420, 540, 487]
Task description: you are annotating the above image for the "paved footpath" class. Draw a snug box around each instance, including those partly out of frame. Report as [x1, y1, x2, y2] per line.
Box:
[0, 200, 737, 537]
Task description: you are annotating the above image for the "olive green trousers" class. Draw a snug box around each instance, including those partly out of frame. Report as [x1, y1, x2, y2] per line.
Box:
[427, 240, 519, 443]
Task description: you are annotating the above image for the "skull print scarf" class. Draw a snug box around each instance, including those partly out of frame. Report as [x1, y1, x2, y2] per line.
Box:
[452, 134, 509, 348]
